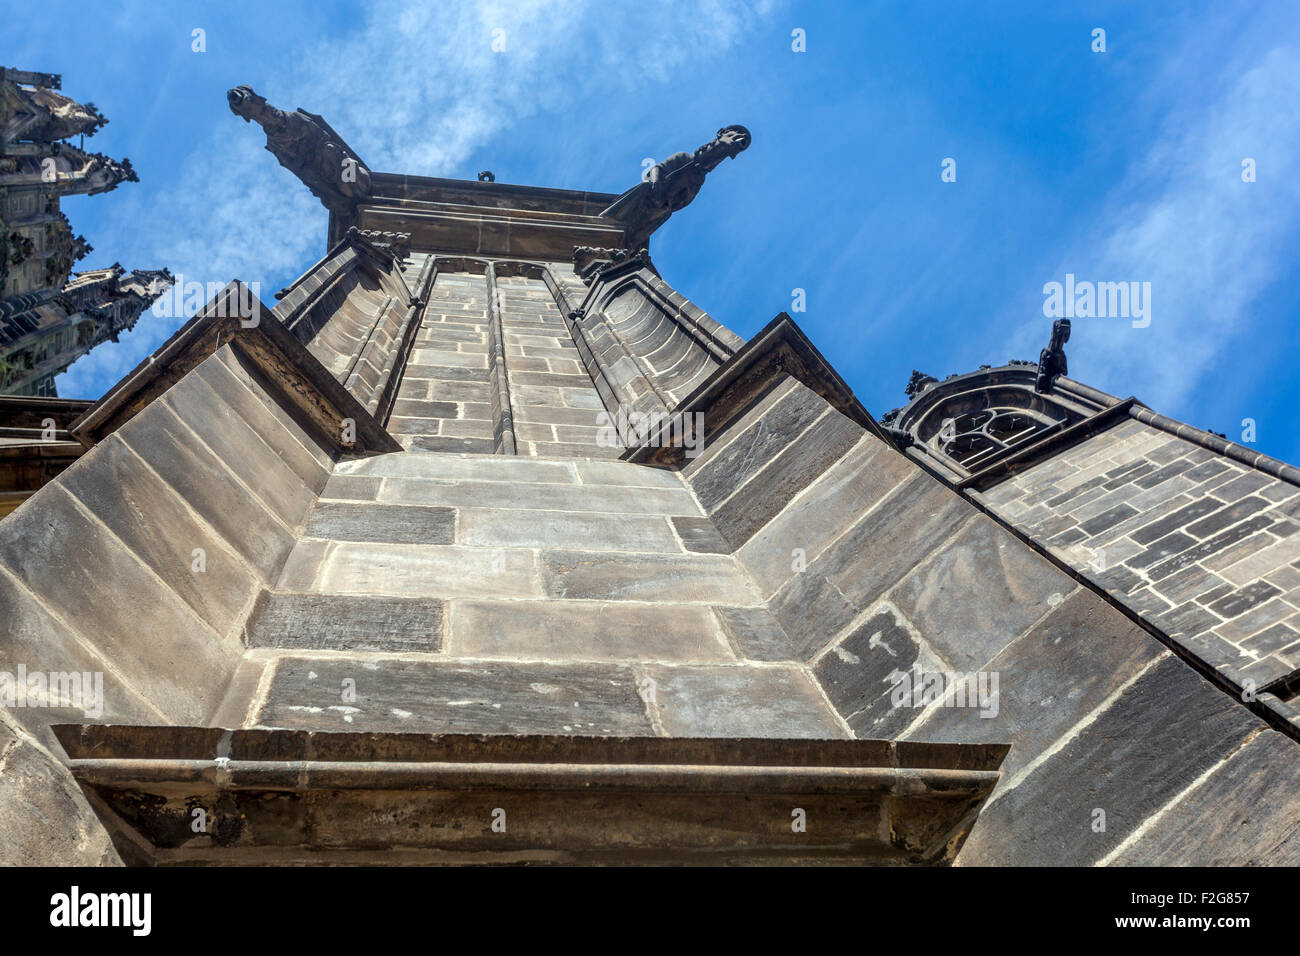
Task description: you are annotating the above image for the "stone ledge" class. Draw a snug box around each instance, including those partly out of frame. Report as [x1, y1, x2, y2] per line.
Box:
[53, 725, 1007, 866]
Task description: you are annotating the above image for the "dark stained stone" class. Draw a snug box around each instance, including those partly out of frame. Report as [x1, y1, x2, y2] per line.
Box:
[392, 399, 459, 419]
[813, 608, 925, 739]
[1126, 531, 1195, 570]
[1133, 458, 1194, 489]
[1183, 459, 1230, 484]
[245, 591, 443, 652]
[670, 516, 730, 553]
[409, 435, 496, 454]
[1103, 461, 1157, 489]
[260, 658, 653, 735]
[1148, 515, 1275, 580]
[1186, 496, 1271, 539]
[955, 656, 1262, 866]
[1241, 623, 1300, 656]
[1209, 580, 1282, 619]
[304, 501, 454, 544]
[1111, 731, 1300, 865]
[1152, 601, 1220, 640]
[1046, 475, 1108, 509]
[904, 589, 1167, 781]
[713, 606, 798, 661]
[1079, 503, 1139, 537]
[1130, 497, 1225, 545]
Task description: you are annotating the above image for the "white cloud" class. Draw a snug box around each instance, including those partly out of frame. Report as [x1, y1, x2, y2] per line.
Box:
[1006, 34, 1300, 410]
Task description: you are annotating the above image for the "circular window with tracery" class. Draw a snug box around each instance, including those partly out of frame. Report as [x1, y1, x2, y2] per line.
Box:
[930, 406, 1057, 470]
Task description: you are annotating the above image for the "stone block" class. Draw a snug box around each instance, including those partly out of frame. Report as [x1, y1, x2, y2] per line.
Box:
[713, 606, 799, 661]
[539, 549, 756, 604]
[459, 508, 680, 552]
[955, 656, 1262, 865]
[245, 591, 443, 652]
[904, 589, 1168, 781]
[305, 501, 455, 545]
[317, 543, 539, 599]
[258, 658, 654, 735]
[1110, 730, 1300, 864]
[646, 664, 847, 738]
[448, 599, 731, 662]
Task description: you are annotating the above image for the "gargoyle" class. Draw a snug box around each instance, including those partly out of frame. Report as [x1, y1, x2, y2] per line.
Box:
[1035, 319, 1070, 393]
[227, 85, 371, 216]
[600, 125, 751, 248]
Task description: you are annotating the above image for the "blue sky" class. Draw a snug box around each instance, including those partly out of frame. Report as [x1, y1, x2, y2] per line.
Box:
[11, 0, 1300, 462]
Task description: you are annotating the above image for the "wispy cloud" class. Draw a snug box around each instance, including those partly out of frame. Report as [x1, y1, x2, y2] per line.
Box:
[1006, 28, 1300, 410]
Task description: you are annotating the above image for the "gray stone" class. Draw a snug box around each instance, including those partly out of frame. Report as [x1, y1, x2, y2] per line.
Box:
[448, 599, 731, 662]
[890, 515, 1074, 674]
[956, 656, 1262, 865]
[259, 658, 654, 735]
[540, 550, 755, 604]
[646, 664, 847, 738]
[305, 501, 455, 544]
[713, 606, 798, 661]
[245, 591, 443, 652]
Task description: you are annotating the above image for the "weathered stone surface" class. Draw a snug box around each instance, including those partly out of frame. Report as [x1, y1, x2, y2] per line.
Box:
[956, 656, 1262, 865]
[686, 379, 815, 508]
[381, 476, 699, 516]
[117, 402, 296, 581]
[245, 591, 443, 652]
[320, 474, 382, 500]
[337, 452, 574, 483]
[540, 550, 756, 604]
[0, 569, 162, 745]
[0, 717, 121, 866]
[670, 516, 731, 553]
[768, 473, 972, 658]
[646, 664, 847, 738]
[316, 543, 539, 598]
[889, 516, 1074, 674]
[459, 508, 681, 552]
[713, 606, 798, 661]
[162, 378, 315, 528]
[259, 658, 654, 735]
[813, 606, 931, 739]
[0, 483, 238, 723]
[305, 501, 455, 544]
[709, 408, 864, 548]
[194, 352, 331, 491]
[58, 434, 261, 638]
[573, 460, 683, 488]
[448, 599, 731, 662]
[903, 589, 1168, 780]
[737, 434, 913, 598]
[1110, 730, 1300, 864]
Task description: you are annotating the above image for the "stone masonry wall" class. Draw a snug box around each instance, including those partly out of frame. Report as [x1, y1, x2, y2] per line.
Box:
[678, 372, 1300, 864]
[0, 343, 332, 862]
[978, 417, 1300, 696]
